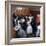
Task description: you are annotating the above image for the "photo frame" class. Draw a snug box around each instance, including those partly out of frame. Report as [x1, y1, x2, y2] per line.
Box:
[5, 1, 45, 45]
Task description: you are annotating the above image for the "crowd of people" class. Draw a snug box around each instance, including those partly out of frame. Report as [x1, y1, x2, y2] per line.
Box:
[12, 7, 40, 38]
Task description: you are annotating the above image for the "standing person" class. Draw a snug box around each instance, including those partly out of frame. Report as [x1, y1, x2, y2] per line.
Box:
[36, 14, 40, 37]
[31, 16, 37, 37]
[14, 19, 27, 38]
[26, 16, 33, 37]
